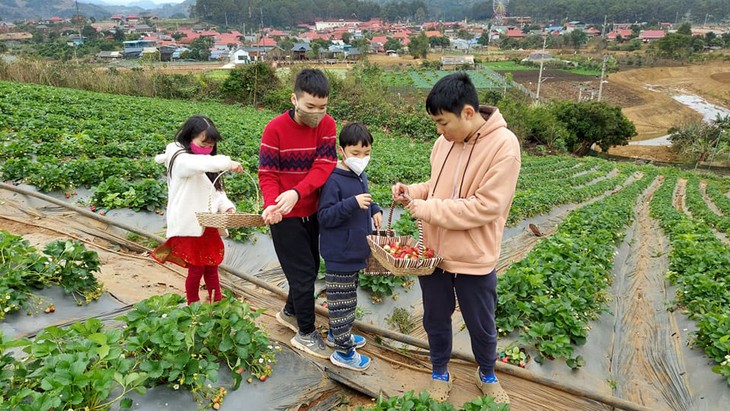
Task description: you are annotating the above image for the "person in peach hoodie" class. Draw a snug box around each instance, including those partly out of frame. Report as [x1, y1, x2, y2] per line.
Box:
[392, 72, 521, 405]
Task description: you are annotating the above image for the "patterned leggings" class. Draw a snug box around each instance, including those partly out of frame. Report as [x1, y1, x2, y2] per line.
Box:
[326, 271, 358, 354]
[186, 265, 222, 304]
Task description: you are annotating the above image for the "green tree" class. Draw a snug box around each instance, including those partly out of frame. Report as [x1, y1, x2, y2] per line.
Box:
[551, 101, 636, 155]
[569, 30, 588, 51]
[221, 61, 280, 106]
[676, 22, 692, 35]
[188, 36, 214, 60]
[341, 32, 352, 44]
[654, 33, 692, 59]
[81, 25, 98, 41]
[408, 31, 428, 59]
[384, 37, 402, 52]
[669, 115, 729, 163]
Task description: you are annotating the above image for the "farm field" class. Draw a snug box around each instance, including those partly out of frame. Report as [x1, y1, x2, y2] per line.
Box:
[1, 81, 729, 410]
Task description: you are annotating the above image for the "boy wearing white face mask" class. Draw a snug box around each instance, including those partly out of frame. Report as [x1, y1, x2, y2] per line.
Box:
[318, 122, 383, 371]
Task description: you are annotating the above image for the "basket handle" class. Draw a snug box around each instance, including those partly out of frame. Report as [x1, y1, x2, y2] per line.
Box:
[206, 170, 228, 212]
[401, 192, 426, 255]
[206, 168, 263, 214]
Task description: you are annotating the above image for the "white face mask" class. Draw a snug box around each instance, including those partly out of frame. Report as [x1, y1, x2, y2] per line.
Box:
[344, 155, 370, 176]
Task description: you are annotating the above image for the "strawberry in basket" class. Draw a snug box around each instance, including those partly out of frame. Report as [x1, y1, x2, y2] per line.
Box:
[383, 242, 435, 259]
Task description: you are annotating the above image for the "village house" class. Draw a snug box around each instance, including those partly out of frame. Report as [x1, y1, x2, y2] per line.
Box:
[639, 30, 666, 42]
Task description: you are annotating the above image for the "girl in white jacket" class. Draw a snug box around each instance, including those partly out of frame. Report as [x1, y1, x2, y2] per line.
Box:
[151, 115, 243, 304]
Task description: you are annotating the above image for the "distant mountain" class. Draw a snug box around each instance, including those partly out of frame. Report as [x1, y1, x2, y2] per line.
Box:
[0, 0, 192, 21]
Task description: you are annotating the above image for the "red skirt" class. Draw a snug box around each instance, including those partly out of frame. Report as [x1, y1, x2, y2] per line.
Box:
[151, 227, 224, 268]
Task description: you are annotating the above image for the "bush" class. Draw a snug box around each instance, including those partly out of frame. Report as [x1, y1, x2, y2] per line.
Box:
[221, 62, 280, 106]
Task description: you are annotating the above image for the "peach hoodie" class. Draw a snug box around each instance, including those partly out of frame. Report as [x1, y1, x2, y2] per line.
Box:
[407, 106, 521, 275]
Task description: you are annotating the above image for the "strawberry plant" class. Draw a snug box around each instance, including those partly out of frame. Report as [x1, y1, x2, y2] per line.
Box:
[650, 175, 730, 385]
[1, 319, 147, 411]
[358, 273, 413, 301]
[117, 292, 280, 408]
[357, 390, 510, 411]
[498, 344, 529, 368]
[42, 240, 104, 305]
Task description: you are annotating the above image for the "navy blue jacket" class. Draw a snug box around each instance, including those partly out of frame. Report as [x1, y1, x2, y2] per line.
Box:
[318, 167, 382, 272]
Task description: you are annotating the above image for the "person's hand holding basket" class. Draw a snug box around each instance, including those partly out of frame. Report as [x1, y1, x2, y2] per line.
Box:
[365, 184, 442, 276]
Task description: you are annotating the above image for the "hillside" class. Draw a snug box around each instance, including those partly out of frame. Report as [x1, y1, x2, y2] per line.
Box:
[0, 0, 191, 20]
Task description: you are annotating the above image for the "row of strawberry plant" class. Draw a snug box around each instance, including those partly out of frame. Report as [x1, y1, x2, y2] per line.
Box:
[0, 293, 280, 410]
[704, 180, 730, 216]
[649, 175, 730, 385]
[0, 230, 103, 318]
[507, 163, 632, 225]
[496, 168, 656, 368]
[517, 159, 613, 191]
[684, 177, 730, 234]
[358, 390, 509, 411]
[516, 161, 595, 190]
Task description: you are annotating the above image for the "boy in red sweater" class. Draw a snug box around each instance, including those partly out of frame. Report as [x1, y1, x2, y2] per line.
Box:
[259, 69, 337, 358]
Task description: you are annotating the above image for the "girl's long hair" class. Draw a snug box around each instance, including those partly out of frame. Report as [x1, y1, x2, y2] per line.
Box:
[171, 115, 224, 191]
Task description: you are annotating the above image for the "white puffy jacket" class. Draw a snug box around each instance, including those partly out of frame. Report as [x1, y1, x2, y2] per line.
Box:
[155, 142, 235, 238]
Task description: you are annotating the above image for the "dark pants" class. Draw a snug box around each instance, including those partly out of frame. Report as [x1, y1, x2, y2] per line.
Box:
[270, 215, 320, 335]
[326, 271, 358, 354]
[419, 268, 498, 375]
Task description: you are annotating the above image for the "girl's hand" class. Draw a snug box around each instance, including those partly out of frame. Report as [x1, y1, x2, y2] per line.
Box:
[230, 161, 243, 173]
[225, 207, 236, 214]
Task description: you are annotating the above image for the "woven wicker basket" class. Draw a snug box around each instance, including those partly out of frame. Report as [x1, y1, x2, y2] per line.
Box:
[365, 199, 442, 276]
[195, 170, 265, 228]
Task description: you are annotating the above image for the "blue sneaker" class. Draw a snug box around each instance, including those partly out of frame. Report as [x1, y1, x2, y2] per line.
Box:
[330, 349, 371, 371]
[326, 330, 366, 349]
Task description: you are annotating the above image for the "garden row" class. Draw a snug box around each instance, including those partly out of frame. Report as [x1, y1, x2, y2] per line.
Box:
[0, 230, 103, 319]
[0, 231, 279, 410]
[684, 176, 730, 235]
[496, 167, 657, 368]
[649, 176, 730, 385]
[381, 69, 508, 90]
[0, 81, 629, 229]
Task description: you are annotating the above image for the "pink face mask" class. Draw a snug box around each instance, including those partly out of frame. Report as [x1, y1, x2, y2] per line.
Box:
[190, 142, 213, 155]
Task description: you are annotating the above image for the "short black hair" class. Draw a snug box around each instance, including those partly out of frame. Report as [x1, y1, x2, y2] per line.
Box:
[425, 72, 480, 116]
[294, 69, 330, 98]
[339, 122, 373, 148]
[174, 115, 222, 152]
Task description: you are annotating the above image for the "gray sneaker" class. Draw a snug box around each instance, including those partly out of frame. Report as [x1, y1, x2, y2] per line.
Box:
[291, 330, 331, 359]
[276, 309, 298, 333]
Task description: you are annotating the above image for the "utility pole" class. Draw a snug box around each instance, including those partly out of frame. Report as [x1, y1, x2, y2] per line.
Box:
[535, 34, 547, 101]
[598, 55, 608, 101]
[601, 15, 607, 38]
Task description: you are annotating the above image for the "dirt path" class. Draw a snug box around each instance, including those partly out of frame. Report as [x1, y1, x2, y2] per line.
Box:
[674, 179, 688, 213]
[699, 180, 725, 216]
[609, 176, 693, 410]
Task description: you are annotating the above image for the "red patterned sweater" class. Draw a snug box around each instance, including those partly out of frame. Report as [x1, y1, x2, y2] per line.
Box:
[258, 110, 337, 218]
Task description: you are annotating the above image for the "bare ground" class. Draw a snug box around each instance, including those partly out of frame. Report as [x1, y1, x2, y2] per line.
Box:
[609, 176, 694, 410]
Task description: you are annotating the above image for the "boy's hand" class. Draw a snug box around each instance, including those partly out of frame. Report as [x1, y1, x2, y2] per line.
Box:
[262, 205, 283, 224]
[225, 207, 236, 214]
[372, 212, 383, 230]
[274, 189, 299, 215]
[391, 182, 410, 204]
[230, 161, 243, 173]
[355, 193, 372, 210]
